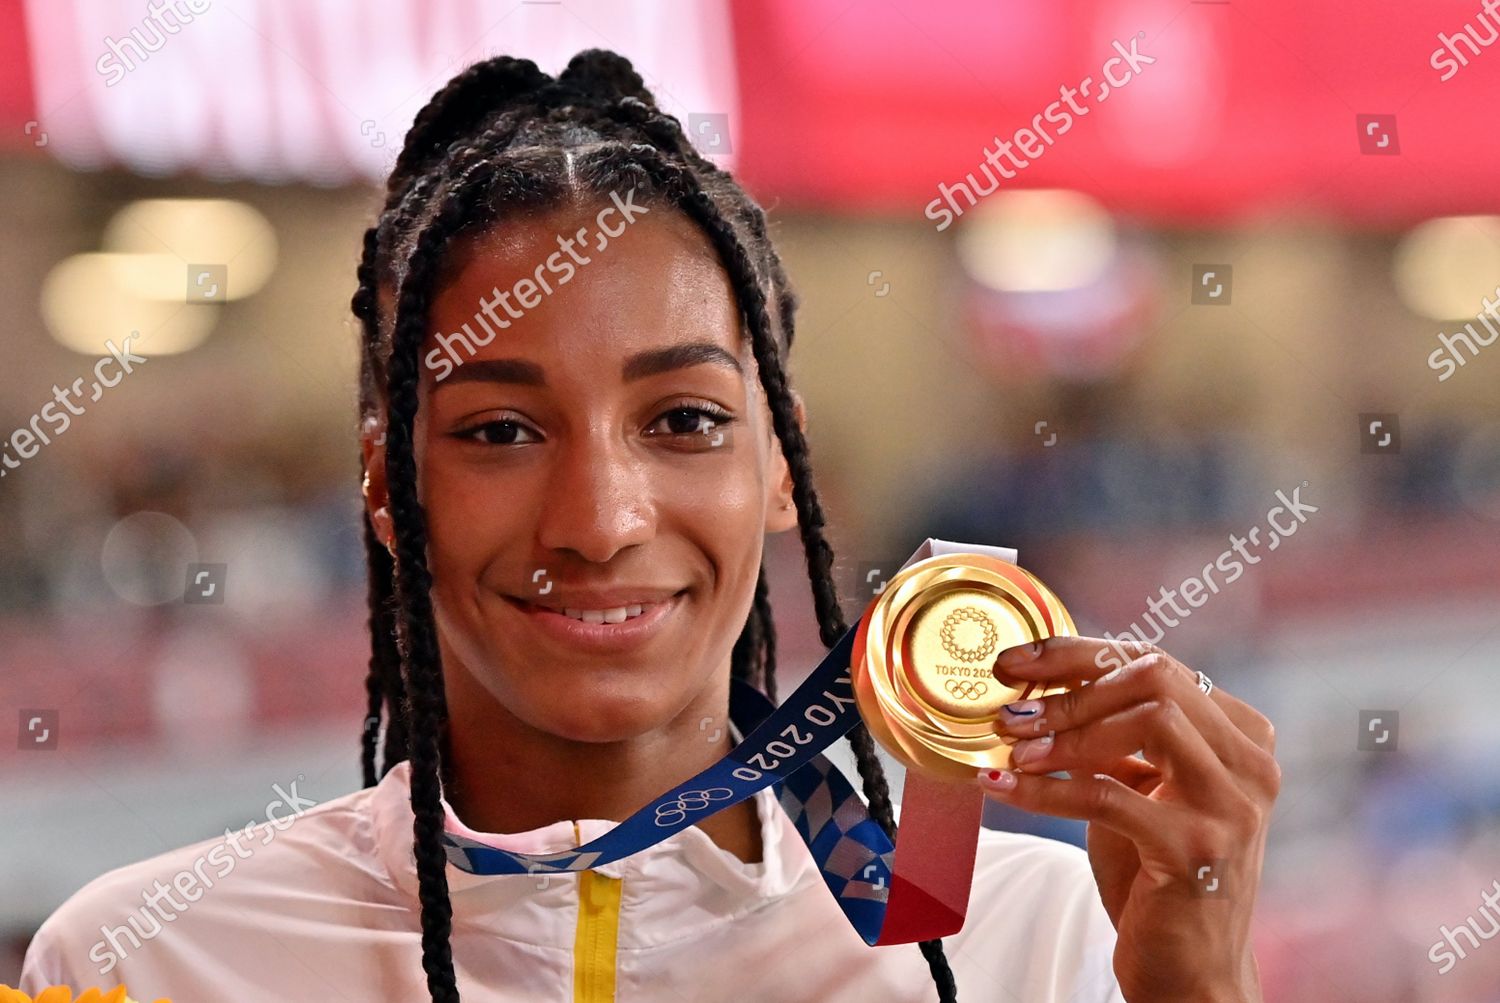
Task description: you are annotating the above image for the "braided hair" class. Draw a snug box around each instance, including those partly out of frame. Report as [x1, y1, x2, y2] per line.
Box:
[349, 49, 959, 1003]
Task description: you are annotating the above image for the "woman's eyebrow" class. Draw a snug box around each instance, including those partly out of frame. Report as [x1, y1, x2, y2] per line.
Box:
[438, 342, 743, 389]
[622, 342, 744, 382]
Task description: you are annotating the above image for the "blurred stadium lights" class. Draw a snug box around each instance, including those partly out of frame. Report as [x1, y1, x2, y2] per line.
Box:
[39, 252, 219, 355]
[956, 189, 1157, 383]
[104, 198, 278, 300]
[956, 189, 1117, 292]
[38, 198, 275, 355]
[1392, 214, 1500, 320]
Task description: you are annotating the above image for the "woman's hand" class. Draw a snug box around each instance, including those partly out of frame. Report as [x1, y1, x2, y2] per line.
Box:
[978, 637, 1279, 1003]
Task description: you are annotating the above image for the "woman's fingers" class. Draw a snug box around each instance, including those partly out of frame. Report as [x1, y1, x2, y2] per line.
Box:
[1005, 700, 1232, 798]
[1097, 754, 1164, 795]
[979, 763, 1266, 893]
[993, 634, 1119, 682]
[995, 637, 1281, 799]
[996, 651, 1273, 793]
[1204, 686, 1278, 755]
[977, 766, 1166, 849]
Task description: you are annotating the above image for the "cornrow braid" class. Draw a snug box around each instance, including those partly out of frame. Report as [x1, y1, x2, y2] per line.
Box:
[353, 48, 960, 1003]
[388, 57, 551, 195]
[353, 97, 552, 784]
[385, 157, 512, 1003]
[359, 518, 403, 786]
[752, 565, 779, 703]
[354, 217, 409, 784]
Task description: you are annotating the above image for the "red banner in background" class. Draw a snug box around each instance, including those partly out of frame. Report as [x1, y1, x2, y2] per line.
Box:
[1, 0, 36, 142]
[730, 0, 1500, 225]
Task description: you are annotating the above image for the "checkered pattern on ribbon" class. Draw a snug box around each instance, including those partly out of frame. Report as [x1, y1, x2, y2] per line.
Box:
[775, 747, 894, 900]
[728, 679, 894, 943]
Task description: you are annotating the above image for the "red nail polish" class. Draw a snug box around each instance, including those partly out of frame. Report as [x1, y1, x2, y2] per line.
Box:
[978, 766, 1018, 791]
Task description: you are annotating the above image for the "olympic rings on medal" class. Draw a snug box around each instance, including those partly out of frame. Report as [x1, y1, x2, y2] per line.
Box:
[653, 787, 734, 827]
[944, 678, 989, 701]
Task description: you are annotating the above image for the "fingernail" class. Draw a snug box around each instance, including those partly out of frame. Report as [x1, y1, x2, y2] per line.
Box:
[995, 641, 1042, 668]
[978, 768, 1017, 791]
[1012, 733, 1053, 765]
[1000, 699, 1044, 718]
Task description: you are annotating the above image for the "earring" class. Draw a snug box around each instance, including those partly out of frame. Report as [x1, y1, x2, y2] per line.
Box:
[361, 472, 373, 500]
[372, 505, 396, 557]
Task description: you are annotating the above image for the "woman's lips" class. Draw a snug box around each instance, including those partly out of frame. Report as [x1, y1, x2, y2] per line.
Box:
[501, 590, 686, 653]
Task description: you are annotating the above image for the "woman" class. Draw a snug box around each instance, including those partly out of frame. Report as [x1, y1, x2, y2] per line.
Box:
[20, 50, 1278, 1002]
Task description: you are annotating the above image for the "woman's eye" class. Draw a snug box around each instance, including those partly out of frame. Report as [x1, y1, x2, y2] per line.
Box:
[648, 406, 735, 448]
[455, 409, 733, 448]
[456, 419, 540, 446]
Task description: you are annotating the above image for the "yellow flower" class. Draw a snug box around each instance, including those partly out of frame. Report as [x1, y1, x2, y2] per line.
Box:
[0, 985, 170, 1003]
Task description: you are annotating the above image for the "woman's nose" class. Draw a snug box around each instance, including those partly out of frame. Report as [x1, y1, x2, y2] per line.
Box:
[535, 434, 656, 563]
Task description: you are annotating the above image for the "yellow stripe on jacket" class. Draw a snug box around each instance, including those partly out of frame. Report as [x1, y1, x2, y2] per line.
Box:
[572, 821, 623, 1002]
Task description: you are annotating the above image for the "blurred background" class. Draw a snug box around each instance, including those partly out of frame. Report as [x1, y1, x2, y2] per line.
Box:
[2, 0, 1499, 999]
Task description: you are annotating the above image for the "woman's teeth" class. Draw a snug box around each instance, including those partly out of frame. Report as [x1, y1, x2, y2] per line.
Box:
[561, 604, 646, 624]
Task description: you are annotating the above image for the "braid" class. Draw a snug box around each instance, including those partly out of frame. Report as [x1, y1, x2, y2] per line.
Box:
[360, 518, 404, 786]
[734, 198, 800, 350]
[388, 57, 550, 194]
[353, 49, 959, 1003]
[386, 159, 508, 1003]
[752, 566, 779, 703]
[351, 224, 381, 326]
[613, 143, 959, 1001]
[729, 564, 779, 704]
[355, 218, 411, 787]
[557, 48, 657, 106]
[361, 661, 382, 788]
[354, 76, 561, 787]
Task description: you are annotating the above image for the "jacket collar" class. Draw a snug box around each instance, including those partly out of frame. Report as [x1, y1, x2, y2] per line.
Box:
[371, 739, 815, 945]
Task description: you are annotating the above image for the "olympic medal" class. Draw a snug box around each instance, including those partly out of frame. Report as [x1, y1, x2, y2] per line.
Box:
[851, 553, 1077, 782]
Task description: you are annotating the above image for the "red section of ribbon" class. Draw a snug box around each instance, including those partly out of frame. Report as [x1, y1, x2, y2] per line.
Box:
[875, 770, 985, 945]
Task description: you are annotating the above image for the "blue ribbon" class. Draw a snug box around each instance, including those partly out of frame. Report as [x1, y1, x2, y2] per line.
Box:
[440, 619, 898, 945]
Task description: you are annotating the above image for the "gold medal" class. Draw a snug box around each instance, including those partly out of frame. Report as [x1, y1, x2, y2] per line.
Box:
[851, 552, 1076, 782]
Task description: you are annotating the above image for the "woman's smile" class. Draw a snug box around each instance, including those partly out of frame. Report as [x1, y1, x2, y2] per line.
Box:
[499, 587, 690, 653]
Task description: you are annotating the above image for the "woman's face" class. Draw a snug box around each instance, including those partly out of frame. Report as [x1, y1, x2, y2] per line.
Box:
[364, 202, 801, 744]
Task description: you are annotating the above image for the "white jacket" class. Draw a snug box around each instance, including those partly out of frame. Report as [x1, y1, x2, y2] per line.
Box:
[21, 759, 1126, 1002]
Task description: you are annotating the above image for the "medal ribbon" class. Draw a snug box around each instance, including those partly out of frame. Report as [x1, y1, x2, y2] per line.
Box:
[439, 616, 984, 945]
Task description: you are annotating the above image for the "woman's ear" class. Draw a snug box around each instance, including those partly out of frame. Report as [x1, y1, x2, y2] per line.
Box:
[360, 413, 395, 552]
[764, 390, 806, 535]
